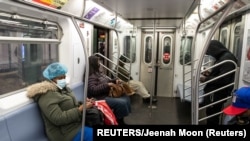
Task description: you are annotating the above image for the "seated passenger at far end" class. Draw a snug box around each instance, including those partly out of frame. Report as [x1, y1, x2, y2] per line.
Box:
[117, 56, 157, 104]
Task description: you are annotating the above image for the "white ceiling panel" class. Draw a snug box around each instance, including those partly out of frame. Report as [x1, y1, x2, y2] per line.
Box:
[92, 0, 198, 28]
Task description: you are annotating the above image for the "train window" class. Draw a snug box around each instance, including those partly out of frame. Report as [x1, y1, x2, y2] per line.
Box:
[0, 14, 60, 96]
[162, 36, 171, 64]
[30, 44, 38, 61]
[179, 36, 192, 65]
[233, 24, 241, 63]
[144, 36, 153, 64]
[123, 36, 136, 63]
[219, 28, 228, 48]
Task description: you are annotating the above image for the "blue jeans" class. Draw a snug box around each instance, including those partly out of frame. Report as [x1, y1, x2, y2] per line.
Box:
[105, 95, 131, 119]
[73, 126, 93, 141]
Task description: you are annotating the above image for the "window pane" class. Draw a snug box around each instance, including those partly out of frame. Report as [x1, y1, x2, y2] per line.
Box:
[234, 25, 241, 63]
[144, 36, 152, 64]
[0, 16, 58, 39]
[179, 37, 192, 65]
[123, 36, 136, 63]
[0, 14, 60, 96]
[220, 29, 227, 47]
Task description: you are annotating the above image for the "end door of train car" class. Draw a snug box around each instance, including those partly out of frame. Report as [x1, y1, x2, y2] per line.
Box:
[140, 30, 175, 97]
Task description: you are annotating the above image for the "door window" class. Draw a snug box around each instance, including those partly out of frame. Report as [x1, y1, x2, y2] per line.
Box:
[144, 36, 153, 64]
[162, 36, 171, 65]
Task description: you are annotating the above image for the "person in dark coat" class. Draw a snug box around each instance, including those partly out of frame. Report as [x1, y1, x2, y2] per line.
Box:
[87, 55, 131, 125]
[200, 40, 238, 125]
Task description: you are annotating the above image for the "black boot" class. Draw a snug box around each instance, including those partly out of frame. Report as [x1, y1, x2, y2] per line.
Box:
[142, 97, 150, 103]
[152, 97, 158, 103]
[143, 97, 157, 104]
[117, 118, 127, 125]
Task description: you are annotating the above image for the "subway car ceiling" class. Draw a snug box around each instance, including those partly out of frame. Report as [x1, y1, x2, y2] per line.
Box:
[91, 0, 249, 29]
[2, 0, 247, 31]
[91, 0, 198, 28]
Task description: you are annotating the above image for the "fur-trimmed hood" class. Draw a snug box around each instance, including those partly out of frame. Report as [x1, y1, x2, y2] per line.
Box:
[26, 81, 58, 100]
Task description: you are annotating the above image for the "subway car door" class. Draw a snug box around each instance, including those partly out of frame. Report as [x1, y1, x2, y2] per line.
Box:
[140, 30, 175, 97]
[93, 26, 110, 73]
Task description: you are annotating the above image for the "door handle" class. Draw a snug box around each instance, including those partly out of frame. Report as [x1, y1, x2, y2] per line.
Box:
[155, 60, 161, 67]
[155, 63, 161, 67]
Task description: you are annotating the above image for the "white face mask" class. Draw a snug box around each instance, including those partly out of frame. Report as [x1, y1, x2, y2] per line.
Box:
[57, 79, 67, 89]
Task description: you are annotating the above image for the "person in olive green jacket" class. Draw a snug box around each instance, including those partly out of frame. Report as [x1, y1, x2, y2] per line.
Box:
[26, 62, 93, 141]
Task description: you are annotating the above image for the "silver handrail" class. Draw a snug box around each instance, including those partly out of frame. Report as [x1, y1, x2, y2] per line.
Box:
[191, 0, 235, 124]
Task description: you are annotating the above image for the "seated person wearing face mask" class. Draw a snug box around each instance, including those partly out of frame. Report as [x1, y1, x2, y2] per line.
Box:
[87, 55, 131, 125]
[26, 62, 93, 141]
[223, 87, 250, 125]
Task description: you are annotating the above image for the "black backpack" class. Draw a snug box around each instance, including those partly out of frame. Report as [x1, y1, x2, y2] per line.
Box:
[85, 107, 104, 126]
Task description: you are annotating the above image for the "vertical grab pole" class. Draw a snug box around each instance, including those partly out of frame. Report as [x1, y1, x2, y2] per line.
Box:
[149, 13, 157, 116]
[71, 17, 88, 141]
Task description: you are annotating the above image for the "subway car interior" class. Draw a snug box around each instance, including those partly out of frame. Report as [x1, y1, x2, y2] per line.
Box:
[1, 0, 250, 140]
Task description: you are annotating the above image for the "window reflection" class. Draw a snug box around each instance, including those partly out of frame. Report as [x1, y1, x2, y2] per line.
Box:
[180, 37, 192, 65]
[123, 36, 136, 63]
[0, 14, 60, 96]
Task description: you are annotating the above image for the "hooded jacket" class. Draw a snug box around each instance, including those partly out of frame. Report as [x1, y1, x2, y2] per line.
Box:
[26, 81, 82, 141]
[203, 40, 238, 99]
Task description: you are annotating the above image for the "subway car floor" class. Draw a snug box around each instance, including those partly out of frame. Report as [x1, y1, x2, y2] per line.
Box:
[124, 94, 192, 125]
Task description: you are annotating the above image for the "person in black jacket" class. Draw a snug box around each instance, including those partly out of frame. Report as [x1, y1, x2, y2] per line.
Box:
[200, 40, 237, 125]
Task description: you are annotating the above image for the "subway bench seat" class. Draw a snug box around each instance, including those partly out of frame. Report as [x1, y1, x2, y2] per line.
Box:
[2, 103, 49, 141]
[177, 84, 204, 103]
[0, 83, 84, 141]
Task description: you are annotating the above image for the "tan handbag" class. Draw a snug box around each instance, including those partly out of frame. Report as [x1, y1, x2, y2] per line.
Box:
[109, 82, 135, 97]
[122, 82, 135, 96]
